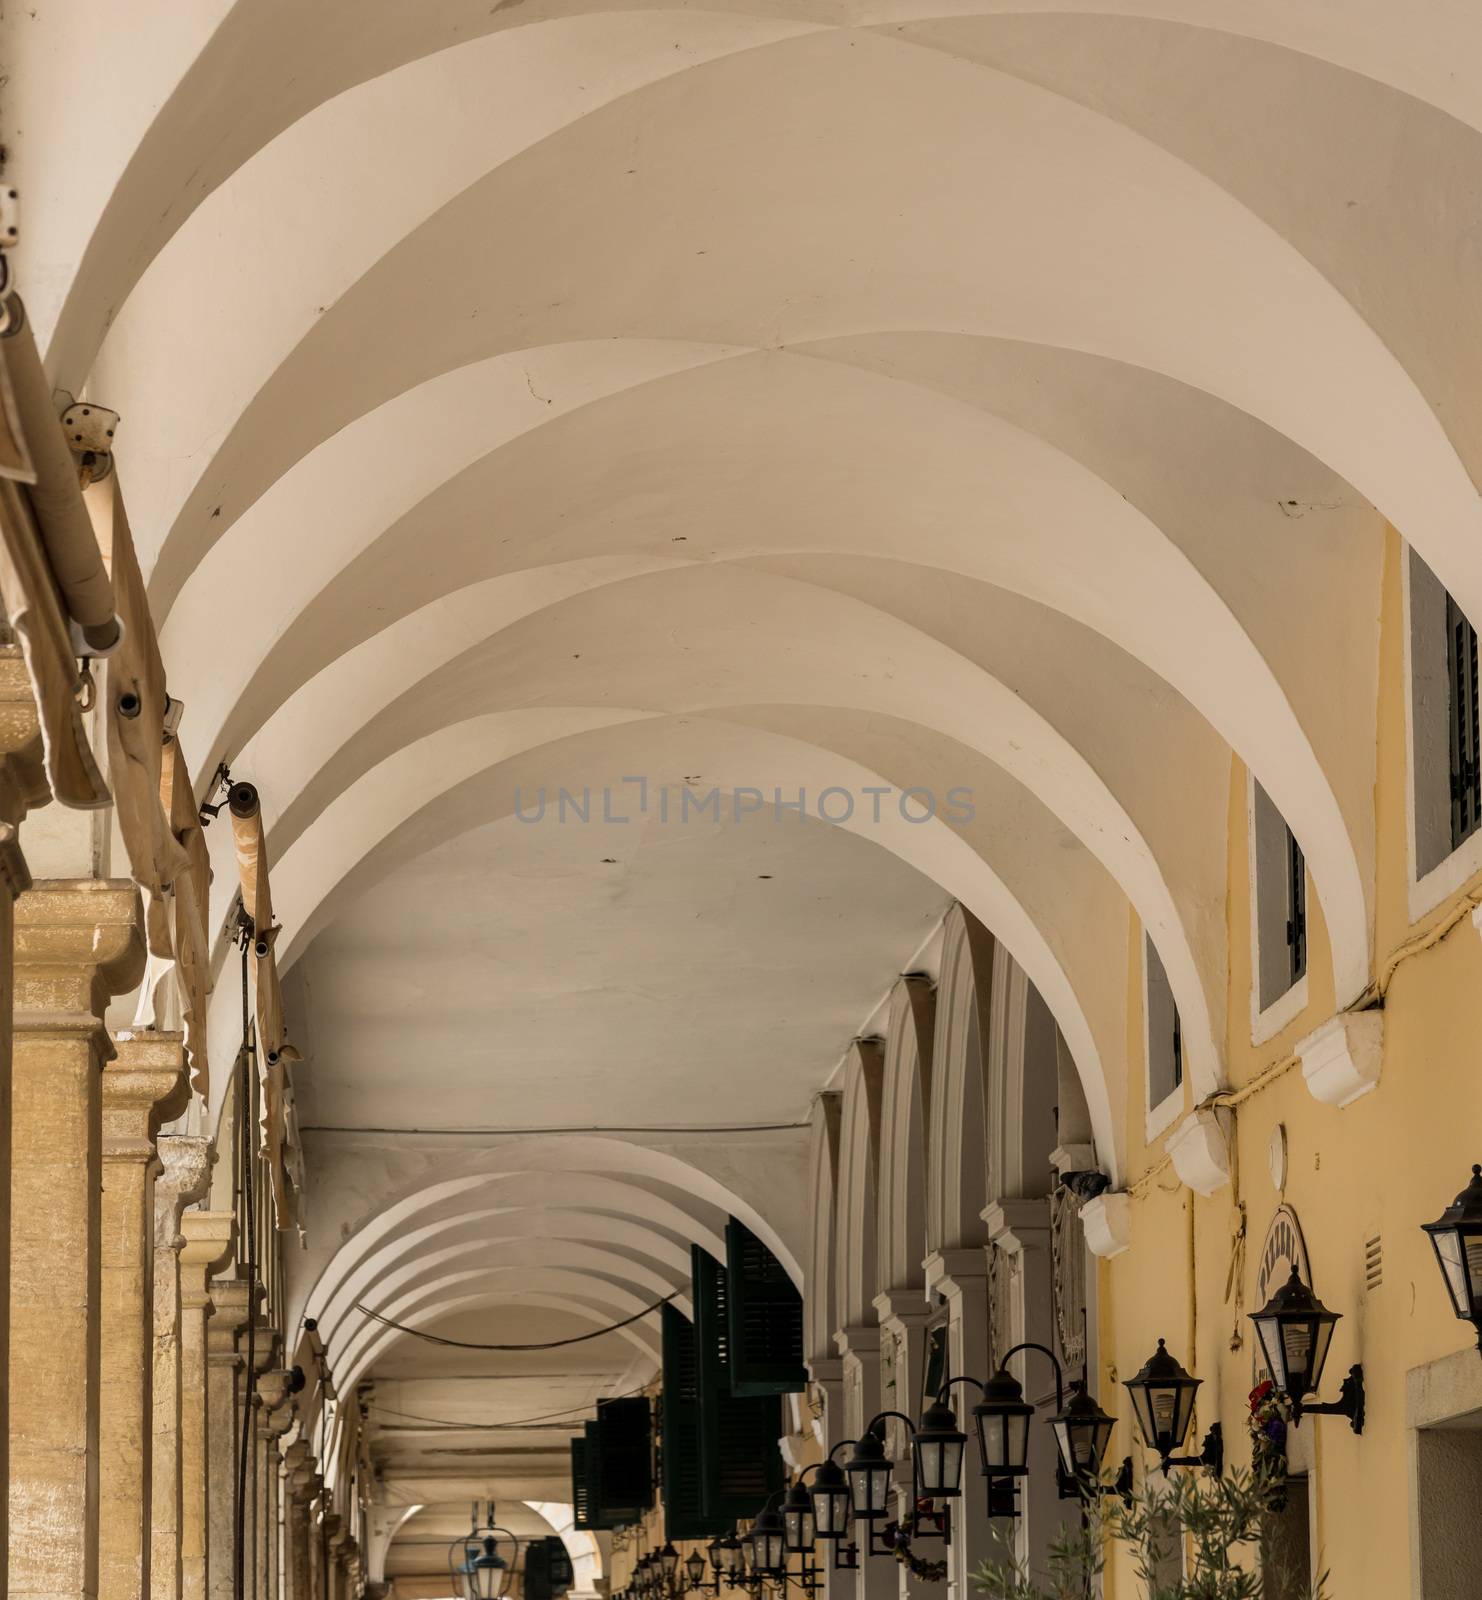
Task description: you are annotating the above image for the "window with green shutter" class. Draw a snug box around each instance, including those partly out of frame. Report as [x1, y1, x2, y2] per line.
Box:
[725, 1218, 806, 1396]
[595, 1395, 653, 1523]
[571, 1434, 595, 1530]
[660, 1303, 729, 1538]
[571, 1400, 652, 1531]
[692, 1245, 785, 1521]
[525, 1536, 574, 1600]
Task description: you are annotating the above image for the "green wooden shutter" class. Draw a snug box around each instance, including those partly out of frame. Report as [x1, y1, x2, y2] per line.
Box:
[725, 1218, 807, 1396]
[571, 1434, 595, 1530]
[525, 1538, 552, 1600]
[595, 1395, 653, 1522]
[661, 1303, 728, 1538]
[525, 1537, 574, 1600]
[693, 1245, 784, 1521]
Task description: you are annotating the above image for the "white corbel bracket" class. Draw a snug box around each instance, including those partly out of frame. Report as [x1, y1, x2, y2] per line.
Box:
[1167, 1107, 1232, 1195]
[1078, 1192, 1132, 1259]
[1297, 1010, 1383, 1108]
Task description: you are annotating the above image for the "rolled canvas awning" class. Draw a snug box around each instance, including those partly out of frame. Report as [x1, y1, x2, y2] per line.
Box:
[0, 309, 111, 809]
[86, 473, 187, 957]
[1, 310, 120, 653]
[159, 737, 213, 1098]
[229, 781, 303, 1231]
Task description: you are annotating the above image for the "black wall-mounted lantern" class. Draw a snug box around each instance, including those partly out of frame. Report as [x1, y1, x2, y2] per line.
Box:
[804, 1447, 858, 1570]
[739, 1493, 820, 1595]
[943, 1344, 1130, 1516]
[846, 1411, 952, 1553]
[780, 1480, 816, 1555]
[684, 1534, 744, 1593]
[843, 1426, 894, 1522]
[1249, 1267, 1364, 1433]
[1122, 1340, 1223, 1474]
[1423, 1164, 1482, 1354]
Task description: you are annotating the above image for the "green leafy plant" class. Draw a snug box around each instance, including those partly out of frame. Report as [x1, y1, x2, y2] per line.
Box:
[973, 1468, 1328, 1600]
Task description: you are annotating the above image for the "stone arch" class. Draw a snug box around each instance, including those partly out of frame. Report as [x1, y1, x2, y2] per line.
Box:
[834, 1038, 885, 1334]
[805, 1093, 842, 1369]
[877, 975, 937, 1297]
[926, 907, 996, 1254]
[985, 948, 1062, 1205]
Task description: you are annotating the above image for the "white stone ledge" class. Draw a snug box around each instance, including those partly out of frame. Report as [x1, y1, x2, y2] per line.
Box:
[1167, 1107, 1232, 1195]
[1079, 1192, 1131, 1259]
[1298, 1010, 1383, 1108]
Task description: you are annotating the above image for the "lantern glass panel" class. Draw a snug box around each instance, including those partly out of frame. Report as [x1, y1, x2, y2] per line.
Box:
[976, 1408, 1032, 1477]
[1429, 1229, 1481, 1318]
[765, 1530, 786, 1573]
[784, 1506, 815, 1553]
[718, 1540, 743, 1578]
[915, 1436, 963, 1497]
[1128, 1381, 1196, 1451]
[811, 1482, 848, 1539]
[1052, 1414, 1112, 1477]
[848, 1463, 891, 1519]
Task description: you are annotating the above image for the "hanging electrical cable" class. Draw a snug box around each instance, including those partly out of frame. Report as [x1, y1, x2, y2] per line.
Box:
[351, 1289, 679, 1351]
[367, 1385, 648, 1430]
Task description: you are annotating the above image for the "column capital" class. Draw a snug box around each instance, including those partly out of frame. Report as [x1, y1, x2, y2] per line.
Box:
[833, 1322, 881, 1360]
[871, 1287, 933, 1333]
[157, 1136, 216, 1250]
[14, 878, 146, 1022]
[103, 1031, 189, 1160]
[0, 647, 48, 834]
[257, 1368, 295, 1413]
[179, 1210, 234, 1309]
[206, 1276, 253, 1362]
[923, 1246, 990, 1298]
[982, 1197, 1052, 1255]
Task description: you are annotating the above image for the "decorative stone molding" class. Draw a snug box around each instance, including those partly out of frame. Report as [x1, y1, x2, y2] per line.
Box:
[923, 1245, 990, 1299]
[1298, 1010, 1383, 1108]
[1078, 1192, 1132, 1259]
[104, 1032, 189, 1159]
[156, 1137, 215, 1249]
[1050, 1143, 1098, 1178]
[1049, 1183, 1088, 1374]
[1167, 1107, 1232, 1195]
[14, 878, 147, 1021]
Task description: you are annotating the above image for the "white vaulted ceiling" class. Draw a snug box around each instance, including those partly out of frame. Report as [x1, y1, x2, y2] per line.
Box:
[11, 0, 1480, 1546]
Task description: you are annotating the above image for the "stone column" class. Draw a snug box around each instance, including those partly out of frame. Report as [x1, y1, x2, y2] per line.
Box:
[873, 1291, 936, 1600]
[9, 880, 146, 1600]
[281, 1448, 317, 1600]
[923, 1250, 994, 1600]
[206, 1280, 253, 1600]
[153, 1142, 216, 1600]
[178, 1216, 234, 1600]
[245, 1363, 282, 1600]
[100, 1035, 191, 1600]
[320, 1516, 343, 1600]
[255, 1379, 294, 1600]
[806, 1359, 846, 1600]
[984, 1201, 1060, 1576]
[0, 648, 46, 1600]
[834, 1326, 894, 1600]
[306, 1483, 327, 1600]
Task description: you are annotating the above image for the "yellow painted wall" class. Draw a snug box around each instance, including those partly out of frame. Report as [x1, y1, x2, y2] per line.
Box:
[1099, 528, 1482, 1596]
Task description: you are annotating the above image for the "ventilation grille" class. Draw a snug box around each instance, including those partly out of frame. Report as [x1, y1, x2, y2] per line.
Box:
[1364, 1233, 1383, 1292]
